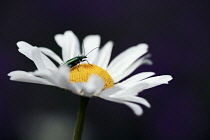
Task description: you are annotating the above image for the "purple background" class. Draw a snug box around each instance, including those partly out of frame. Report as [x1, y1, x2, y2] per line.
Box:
[1, 0, 210, 140]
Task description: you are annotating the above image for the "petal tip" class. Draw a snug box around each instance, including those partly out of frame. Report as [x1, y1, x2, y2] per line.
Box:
[64, 30, 74, 35]
[165, 75, 173, 83]
[85, 35, 101, 41]
[168, 76, 173, 83]
[107, 41, 114, 46]
[17, 41, 31, 48]
[7, 72, 12, 77]
[138, 43, 149, 49]
[16, 41, 24, 46]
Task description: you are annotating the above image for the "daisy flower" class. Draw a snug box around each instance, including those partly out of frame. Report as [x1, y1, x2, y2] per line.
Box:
[8, 30, 172, 116]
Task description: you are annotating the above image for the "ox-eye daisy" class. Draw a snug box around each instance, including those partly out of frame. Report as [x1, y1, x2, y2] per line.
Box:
[8, 31, 172, 140]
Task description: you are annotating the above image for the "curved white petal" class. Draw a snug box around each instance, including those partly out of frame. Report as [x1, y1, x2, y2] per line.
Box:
[107, 43, 148, 76]
[116, 75, 172, 96]
[56, 66, 81, 93]
[114, 83, 149, 96]
[102, 85, 150, 108]
[17, 41, 34, 60]
[123, 102, 143, 116]
[31, 48, 48, 71]
[76, 74, 104, 97]
[39, 47, 63, 64]
[109, 95, 151, 108]
[115, 75, 172, 96]
[109, 54, 152, 83]
[32, 48, 58, 71]
[95, 41, 113, 69]
[137, 75, 173, 90]
[17, 41, 58, 71]
[119, 72, 155, 85]
[55, 31, 80, 62]
[8, 70, 53, 85]
[99, 92, 144, 116]
[97, 86, 122, 97]
[82, 35, 100, 63]
[33, 66, 80, 93]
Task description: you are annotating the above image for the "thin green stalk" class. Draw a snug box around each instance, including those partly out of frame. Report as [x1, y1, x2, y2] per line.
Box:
[73, 96, 89, 140]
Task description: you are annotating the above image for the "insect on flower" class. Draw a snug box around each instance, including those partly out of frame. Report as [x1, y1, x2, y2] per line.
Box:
[63, 47, 99, 68]
[8, 31, 173, 116]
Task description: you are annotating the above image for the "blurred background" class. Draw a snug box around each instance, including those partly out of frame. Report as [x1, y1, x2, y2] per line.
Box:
[1, 0, 210, 140]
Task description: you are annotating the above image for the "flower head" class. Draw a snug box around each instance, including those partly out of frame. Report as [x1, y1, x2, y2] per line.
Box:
[8, 31, 172, 116]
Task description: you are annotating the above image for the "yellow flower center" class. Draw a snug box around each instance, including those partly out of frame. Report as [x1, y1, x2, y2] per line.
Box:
[70, 64, 114, 89]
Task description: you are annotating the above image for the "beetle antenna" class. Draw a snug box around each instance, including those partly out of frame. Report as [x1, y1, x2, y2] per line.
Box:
[85, 47, 99, 56]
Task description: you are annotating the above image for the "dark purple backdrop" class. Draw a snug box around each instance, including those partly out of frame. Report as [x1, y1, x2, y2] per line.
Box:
[1, 0, 210, 140]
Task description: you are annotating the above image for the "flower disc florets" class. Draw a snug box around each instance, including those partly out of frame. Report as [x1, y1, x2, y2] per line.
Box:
[70, 64, 114, 90]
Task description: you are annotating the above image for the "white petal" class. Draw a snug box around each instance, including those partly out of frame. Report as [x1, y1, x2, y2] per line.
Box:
[110, 54, 152, 83]
[99, 94, 144, 116]
[123, 102, 143, 116]
[54, 35, 64, 47]
[17, 41, 58, 71]
[99, 86, 150, 107]
[34, 66, 80, 93]
[98, 86, 122, 97]
[80, 74, 104, 97]
[107, 43, 148, 76]
[114, 75, 172, 96]
[82, 35, 100, 63]
[116, 75, 172, 96]
[31, 48, 48, 71]
[39, 47, 63, 64]
[95, 41, 113, 69]
[110, 95, 151, 108]
[119, 72, 155, 85]
[114, 83, 149, 96]
[40, 54, 58, 71]
[138, 75, 173, 90]
[17, 41, 34, 60]
[8, 70, 53, 85]
[56, 66, 81, 93]
[55, 31, 80, 62]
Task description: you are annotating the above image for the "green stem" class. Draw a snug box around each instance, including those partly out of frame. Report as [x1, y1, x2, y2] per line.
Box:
[73, 96, 89, 140]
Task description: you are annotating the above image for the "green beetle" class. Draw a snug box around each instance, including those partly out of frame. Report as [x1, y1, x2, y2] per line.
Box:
[63, 55, 87, 68]
[63, 47, 99, 68]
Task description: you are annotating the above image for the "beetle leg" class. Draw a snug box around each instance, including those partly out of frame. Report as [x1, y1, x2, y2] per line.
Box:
[85, 59, 92, 66]
[77, 63, 80, 71]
